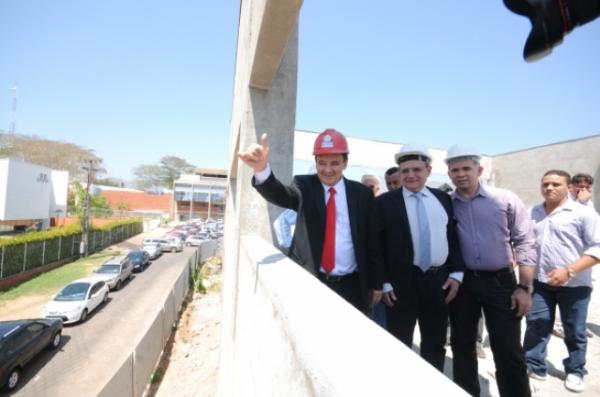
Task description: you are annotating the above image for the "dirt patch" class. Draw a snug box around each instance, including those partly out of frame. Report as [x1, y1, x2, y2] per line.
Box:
[150, 257, 222, 397]
[0, 295, 50, 321]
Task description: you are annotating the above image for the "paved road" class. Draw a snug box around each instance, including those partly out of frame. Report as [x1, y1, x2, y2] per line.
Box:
[3, 246, 199, 397]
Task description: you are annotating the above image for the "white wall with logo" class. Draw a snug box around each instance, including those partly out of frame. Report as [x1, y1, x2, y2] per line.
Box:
[0, 158, 68, 221]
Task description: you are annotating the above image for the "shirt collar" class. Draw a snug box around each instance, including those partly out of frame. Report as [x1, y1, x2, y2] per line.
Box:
[544, 197, 576, 215]
[451, 183, 485, 202]
[402, 186, 429, 199]
[322, 177, 345, 194]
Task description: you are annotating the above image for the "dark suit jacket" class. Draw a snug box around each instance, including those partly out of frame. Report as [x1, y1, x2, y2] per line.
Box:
[375, 186, 465, 293]
[253, 172, 383, 310]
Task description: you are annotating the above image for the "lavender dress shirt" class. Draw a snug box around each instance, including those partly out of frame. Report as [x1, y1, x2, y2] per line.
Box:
[451, 184, 537, 271]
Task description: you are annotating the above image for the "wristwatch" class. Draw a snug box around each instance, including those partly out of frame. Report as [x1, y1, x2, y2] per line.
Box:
[567, 266, 577, 279]
[516, 283, 533, 294]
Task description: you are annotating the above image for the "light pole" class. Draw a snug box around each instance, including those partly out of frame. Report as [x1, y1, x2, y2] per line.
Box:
[81, 159, 99, 257]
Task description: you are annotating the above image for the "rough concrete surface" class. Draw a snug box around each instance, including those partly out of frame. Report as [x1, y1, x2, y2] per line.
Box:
[437, 271, 600, 397]
[158, 266, 600, 397]
[154, 259, 222, 397]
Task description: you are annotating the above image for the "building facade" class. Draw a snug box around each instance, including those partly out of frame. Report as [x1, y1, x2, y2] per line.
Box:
[0, 158, 68, 230]
[173, 168, 227, 222]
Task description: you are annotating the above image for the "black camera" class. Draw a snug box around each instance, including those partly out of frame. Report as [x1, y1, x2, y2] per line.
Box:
[504, 0, 600, 61]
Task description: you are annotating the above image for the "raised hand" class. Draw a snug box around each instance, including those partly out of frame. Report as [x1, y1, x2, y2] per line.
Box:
[238, 133, 270, 172]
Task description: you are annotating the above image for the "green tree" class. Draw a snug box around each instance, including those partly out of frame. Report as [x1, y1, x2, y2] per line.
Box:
[67, 180, 113, 219]
[0, 131, 105, 179]
[132, 156, 195, 190]
[94, 177, 124, 187]
[132, 164, 165, 190]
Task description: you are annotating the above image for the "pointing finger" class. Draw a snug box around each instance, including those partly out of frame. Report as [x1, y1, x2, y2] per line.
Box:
[260, 133, 269, 150]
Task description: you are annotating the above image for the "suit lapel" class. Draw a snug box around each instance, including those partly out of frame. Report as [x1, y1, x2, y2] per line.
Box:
[345, 178, 359, 243]
[313, 175, 326, 231]
[397, 187, 413, 253]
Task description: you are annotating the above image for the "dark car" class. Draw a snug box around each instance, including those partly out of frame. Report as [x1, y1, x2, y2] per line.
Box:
[127, 250, 150, 272]
[0, 318, 63, 391]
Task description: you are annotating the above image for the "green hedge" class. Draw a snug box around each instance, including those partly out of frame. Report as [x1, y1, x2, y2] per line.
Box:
[0, 219, 143, 280]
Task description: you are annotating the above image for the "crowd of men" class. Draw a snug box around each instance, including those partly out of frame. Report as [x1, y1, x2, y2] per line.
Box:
[239, 129, 600, 397]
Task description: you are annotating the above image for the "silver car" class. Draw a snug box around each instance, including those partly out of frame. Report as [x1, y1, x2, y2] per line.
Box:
[92, 256, 133, 290]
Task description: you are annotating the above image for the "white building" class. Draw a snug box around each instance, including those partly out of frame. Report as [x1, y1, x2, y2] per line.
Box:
[173, 169, 227, 222]
[0, 158, 68, 230]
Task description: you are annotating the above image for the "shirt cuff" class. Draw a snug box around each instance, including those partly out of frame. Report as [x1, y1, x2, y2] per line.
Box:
[254, 164, 272, 185]
[449, 272, 463, 283]
[382, 282, 393, 293]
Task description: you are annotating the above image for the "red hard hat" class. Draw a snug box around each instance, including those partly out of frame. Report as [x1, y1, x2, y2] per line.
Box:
[312, 129, 349, 156]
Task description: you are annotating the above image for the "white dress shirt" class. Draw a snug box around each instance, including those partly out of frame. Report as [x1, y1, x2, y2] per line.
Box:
[320, 177, 357, 275]
[385, 187, 462, 292]
[254, 164, 357, 275]
[403, 187, 449, 268]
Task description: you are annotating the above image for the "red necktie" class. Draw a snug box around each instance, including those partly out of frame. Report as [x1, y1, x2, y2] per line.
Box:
[321, 187, 336, 273]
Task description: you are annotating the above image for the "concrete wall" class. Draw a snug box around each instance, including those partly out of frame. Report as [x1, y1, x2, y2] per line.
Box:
[134, 310, 165, 396]
[98, 354, 134, 397]
[222, 235, 467, 396]
[98, 242, 216, 397]
[221, 0, 301, 394]
[492, 134, 600, 209]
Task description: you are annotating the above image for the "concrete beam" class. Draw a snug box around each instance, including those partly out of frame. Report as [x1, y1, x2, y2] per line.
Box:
[250, 0, 303, 90]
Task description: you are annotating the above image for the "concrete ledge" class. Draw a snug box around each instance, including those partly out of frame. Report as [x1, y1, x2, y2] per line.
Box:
[98, 353, 134, 397]
[249, 0, 303, 89]
[134, 308, 165, 396]
[219, 235, 467, 396]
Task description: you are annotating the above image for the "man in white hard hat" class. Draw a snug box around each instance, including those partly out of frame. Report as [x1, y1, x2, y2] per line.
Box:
[375, 143, 465, 372]
[444, 143, 536, 397]
[238, 129, 383, 313]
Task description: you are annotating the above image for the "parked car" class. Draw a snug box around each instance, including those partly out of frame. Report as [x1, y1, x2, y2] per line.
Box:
[0, 318, 63, 392]
[143, 237, 182, 253]
[166, 231, 188, 242]
[41, 278, 109, 324]
[163, 236, 184, 252]
[185, 233, 209, 246]
[142, 238, 167, 251]
[126, 250, 150, 272]
[92, 256, 133, 290]
[142, 243, 162, 260]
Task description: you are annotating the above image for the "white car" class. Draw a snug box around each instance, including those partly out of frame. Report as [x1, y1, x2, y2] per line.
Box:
[185, 233, 209, 246]
[41, 278, 109, 324]
[142, 243, 162, 259]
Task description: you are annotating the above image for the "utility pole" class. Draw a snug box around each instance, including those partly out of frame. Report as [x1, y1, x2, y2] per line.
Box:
[81, 159, 99, 257]
[9, 85, 17, 134]
[189, 183, 194, 221]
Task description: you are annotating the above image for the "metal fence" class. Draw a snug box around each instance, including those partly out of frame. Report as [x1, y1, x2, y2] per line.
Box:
[0, 223, 142, 280]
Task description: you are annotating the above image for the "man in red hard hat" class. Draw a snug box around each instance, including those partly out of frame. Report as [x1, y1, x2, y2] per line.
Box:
[238, 129, 383, 313]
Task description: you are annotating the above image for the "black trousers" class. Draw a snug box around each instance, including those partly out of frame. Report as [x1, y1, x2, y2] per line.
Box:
[318, 272, 364, 312]
[386, 266, 449, 372]
[449, 269, 530, 397]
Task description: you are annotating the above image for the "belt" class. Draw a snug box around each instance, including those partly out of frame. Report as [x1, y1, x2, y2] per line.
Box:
[318, 271, 358, 283]
[466, 267, 512, 278]
[413, 265, 446, 275]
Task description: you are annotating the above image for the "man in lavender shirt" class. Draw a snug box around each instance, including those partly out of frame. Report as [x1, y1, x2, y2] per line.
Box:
[523, 170, 600, 393]
[445, 144, 537, 397]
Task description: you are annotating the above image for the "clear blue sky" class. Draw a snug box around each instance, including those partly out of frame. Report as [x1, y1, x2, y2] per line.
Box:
[1, 1, 598, 181]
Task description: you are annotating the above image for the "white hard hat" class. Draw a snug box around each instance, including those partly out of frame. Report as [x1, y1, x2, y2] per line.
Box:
[394, 143, 432, 165]
[445, 144, 481, 164]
